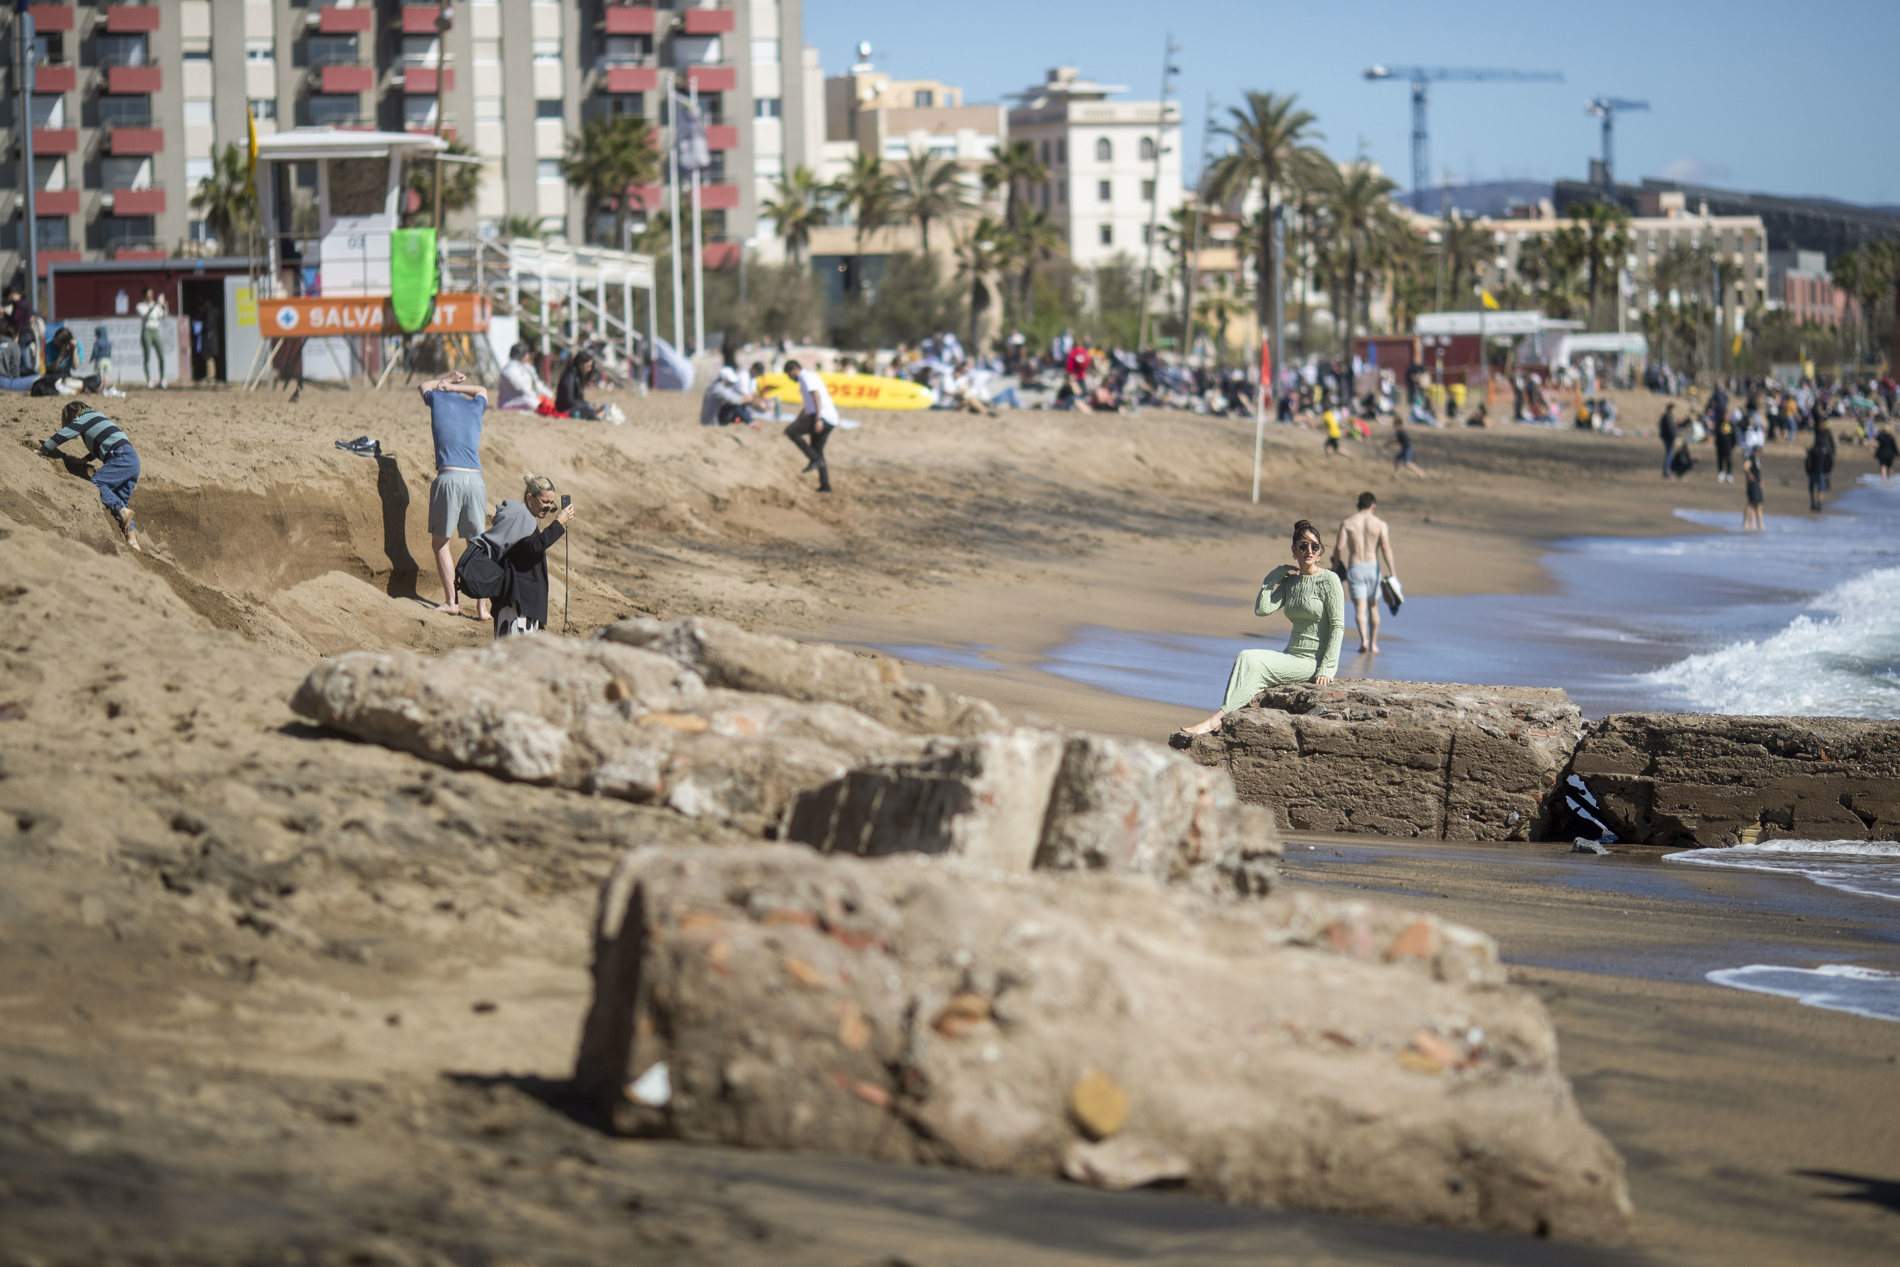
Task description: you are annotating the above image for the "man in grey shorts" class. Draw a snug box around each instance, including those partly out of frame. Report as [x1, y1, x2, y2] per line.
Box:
[1333, 490, 1396, 655]
[420, 370, 491, 618]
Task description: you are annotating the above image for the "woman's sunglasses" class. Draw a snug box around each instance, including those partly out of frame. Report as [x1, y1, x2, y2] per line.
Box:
[1294, 540, 1322, 554]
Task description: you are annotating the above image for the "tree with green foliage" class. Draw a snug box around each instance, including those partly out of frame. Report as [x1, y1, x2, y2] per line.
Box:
[499, 213, 555, 241]
[1831, 241, 1900, 365]
[954, 216, 1007, 351]
[761, 166, 829, 267]
[404, 138, 485, 225]
[1320, 163, 1402, 363]
[829, 252, 961, 351]
[1571, 201, 1632, 329]
[895, 151, 973, 255]
[1206, 91, 1322, 334]
[1003, 209, 1065, 325]
[833, 152, 898, 296]
[981, 139, 1046, 229]
[189, 142, 255, 253]
[1195, 275, 1247, 367]
[559, 115, 661, 248]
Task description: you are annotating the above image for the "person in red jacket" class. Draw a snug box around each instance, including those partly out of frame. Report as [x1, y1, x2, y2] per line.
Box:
[1064, 340, 1093, 390]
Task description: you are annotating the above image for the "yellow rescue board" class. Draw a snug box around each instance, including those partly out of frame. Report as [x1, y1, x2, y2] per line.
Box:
[755, 371, 935, 412]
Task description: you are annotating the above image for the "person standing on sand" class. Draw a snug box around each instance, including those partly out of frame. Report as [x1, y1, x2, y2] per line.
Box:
[1170, 519, 1343, 746]
[1712, 408, 1736, 484]
[1334, 492, 1396, 654]
[1658, 404, 1678, 478]
[1321, 405, 1342, 456]
[1392, 422, 1423, 476]
[135, 287, 167, 388]
[781, 358, 836, 494]
[421, 370, 491, 619]
[481, 474, 577, 638]
[38, 399, 141, 551]
[1742, 451, 1765, 532]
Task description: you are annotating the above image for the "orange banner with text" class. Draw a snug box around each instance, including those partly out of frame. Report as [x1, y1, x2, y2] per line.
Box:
[258, 293, 492, 337]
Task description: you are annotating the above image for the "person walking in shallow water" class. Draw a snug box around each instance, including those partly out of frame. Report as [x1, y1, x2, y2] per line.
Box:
[1742, 451, 1765, 532]
[1657, 404, 1678, 479]
[1171, 519, 1343, 745]
[1334, 491, 1396, 654]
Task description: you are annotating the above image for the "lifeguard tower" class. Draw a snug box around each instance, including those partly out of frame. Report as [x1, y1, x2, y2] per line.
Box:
[245, 128, 657, 389]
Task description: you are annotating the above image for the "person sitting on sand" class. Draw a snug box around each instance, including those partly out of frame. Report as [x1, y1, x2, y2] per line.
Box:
[481, 474, 578, 638]
[39, 399, 141, 551]
[497, 342, 552, 412]
[420, 370, 491, 619]
[555, 350, 601, 420]
[1170, 519, 1343, 746]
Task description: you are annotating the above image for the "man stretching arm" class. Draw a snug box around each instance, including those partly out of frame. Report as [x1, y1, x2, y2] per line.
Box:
[420, 371, 491, 617]
[1334, 491, 1396, 655]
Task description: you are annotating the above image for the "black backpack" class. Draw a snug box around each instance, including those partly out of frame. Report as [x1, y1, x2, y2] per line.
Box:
[455, 538, 507, 600]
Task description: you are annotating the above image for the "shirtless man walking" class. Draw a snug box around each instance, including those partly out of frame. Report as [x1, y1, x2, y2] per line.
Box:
[1334, 491, 1396, 654]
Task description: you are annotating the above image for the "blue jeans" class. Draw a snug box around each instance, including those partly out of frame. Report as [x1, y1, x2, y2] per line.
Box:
[990, 385, 1023, 409]
[93, 444, 140, 513]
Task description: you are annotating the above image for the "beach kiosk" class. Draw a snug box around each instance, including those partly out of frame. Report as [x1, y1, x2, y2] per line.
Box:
[245, 128, 492, 387]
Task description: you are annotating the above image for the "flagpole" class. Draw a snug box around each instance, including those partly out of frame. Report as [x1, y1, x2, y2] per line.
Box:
[665, 69, 684, 357]
[1251, 332, 1269, 504]
[689, 80, 705, 356]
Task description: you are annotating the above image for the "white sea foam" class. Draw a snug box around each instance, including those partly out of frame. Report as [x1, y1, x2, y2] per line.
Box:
[1639, 566, 1900, 717]
[1706, 964, 1900, 1022]
[1665, 840, 1900, 902]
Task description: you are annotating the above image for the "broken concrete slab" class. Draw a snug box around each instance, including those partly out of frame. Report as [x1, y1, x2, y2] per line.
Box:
[600, 616, 1006, 737]
[1189, 680, 1582, 841]
[1562, 713, 1900, 846]
[574, 845, 1632, 1242]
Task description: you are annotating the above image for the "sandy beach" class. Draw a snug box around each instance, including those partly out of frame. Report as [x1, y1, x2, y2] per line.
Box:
[2, 383, 1895, 1265]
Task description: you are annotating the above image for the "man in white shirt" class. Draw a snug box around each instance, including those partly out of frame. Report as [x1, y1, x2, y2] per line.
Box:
[781, 358, 835, 493]
[496, 342, 552, 412]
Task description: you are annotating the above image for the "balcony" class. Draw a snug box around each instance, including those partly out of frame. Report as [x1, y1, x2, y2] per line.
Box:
[28, 5, 75, 33]
[32, 127, 79, 154]
[106, 64, 161, 94]
[35, 65, 77, 93]
[104, 5, 161, 34]
[321, 64, 374, 93]
[703, 241, 740, 269]
[107, 126, 163, 155]
[626, 182, 662, 212]
[112, 244, 167, 261]
[603, 66, 658, 93]
[681, 8, 735, 35]
[37, 249, 83, 276]
[400, 65, 453, 94]
[111, 187, 165, 216]
[704, 123, 737, 151]
[35, 188, 81, 216]
[603, 6, 657, 35]
[684, 65, 734, 93]
[318, 4, 374, 34]
[698, 182, 738, 211]
[400, 5, 442, 34]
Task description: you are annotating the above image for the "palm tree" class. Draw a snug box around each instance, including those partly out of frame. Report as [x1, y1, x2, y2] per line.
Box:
[833, 152, 897, 296]
[499, 213, 554, 241]
[1520, 227, 1588, 319]
[190, 142, 255, 253]
[1195, 275, 1247, 367]
[1831, 241, 1899, 364]
[1205, 91, 1322, 335]
[1438, 212, 1491, 308]
[1320, 162, 1401, 365]
[981, 138, 1046, 229]
[1572, 201, 1632, 329]
[761, 166, 829, 267]
[896, 150, 973, 255]
[954, 216, 1006, 350]
[559, 115, 661, 248]
[404, 138, 485, 226]
[1004, 209, 1065, 320]
[1158, 203, 1203, 352]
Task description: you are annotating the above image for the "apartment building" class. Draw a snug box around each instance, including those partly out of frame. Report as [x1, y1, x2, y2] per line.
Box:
[2, 0, 822, 290]
[1005, 66, 1182, 273]
[823, 53, 1003, 172]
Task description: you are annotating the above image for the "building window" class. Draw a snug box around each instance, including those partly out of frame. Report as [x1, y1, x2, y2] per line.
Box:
[1057, 182, 1066, 203]
[755, 155, 784, 182]
[183, 44, 211, 63]
[185, 156, 213, 189]
[183, 100, 213, 127]
[305, 35, 358, 68]
[188, 218, 210, 243]
[35, 218, 71, 250]
[536, 99, 563, 120]
[750, 38, 778, 64]
[1097, 179, 1110, 203]
[1140, 136, 1156, 161]
[914, 90, 934, 107]
[401, 36, 442, 67]
[589, 92, 644, 119]
[537, 159, 563, 182]
[1141, 179, 1155, 201]
[1095, 137, 1112, 162]
[249, 98, 278, 122]
[98, 96, 154, 127]
[307, 94, 359, 127]
[97, 33, 148, 67]
[602, 35, 652, 66]
[1039, 140, 1050, 164]
[398, 95, 437, 129]
[245, 38, 275, 63]
[1056, 139, 1066, 164]
[1099, 224, 1112, 246]
[99, 216, 156, 250]
[29, 95, 65, 127]
[532, 38, 562, 64]
[754, 97, 782, 118]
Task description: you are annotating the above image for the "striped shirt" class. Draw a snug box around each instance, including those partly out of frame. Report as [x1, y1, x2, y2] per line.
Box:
[42, 409, 129, 461]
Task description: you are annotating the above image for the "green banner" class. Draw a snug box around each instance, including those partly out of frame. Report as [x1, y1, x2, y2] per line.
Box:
[389, 228, 438, 334]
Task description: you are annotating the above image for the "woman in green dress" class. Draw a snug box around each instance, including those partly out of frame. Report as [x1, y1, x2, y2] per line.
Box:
[1171, 519, 1344, 746]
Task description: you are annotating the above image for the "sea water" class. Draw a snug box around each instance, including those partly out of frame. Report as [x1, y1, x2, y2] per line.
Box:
[1663, 840, 1900, 903]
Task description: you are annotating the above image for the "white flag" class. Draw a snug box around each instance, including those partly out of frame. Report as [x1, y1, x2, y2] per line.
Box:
[674, 94, 711, 176]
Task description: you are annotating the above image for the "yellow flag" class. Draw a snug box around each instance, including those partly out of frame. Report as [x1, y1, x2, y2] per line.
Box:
[1731, 333, 1743, 359]
[1480, 289, 1500, 311]
[246, 105, 259, 185]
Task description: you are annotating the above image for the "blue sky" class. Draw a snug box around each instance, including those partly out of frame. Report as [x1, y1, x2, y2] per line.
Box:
[807, 0, 1900, 207]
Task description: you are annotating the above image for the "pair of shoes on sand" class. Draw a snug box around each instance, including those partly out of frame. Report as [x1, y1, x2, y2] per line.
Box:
[335, 436, 382, 458]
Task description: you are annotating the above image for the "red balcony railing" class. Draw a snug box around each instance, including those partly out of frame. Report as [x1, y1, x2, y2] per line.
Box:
[703, 241, 740, 268]
[35, 65, 77, 93]
[603, 66, 658, 93]
[698, 183, 738, 211]
[28, 5, 75, 34]
[626, 182, 663, 211]
[112, 187, 166, 215]
[35, 188, 80, 216]
[107, 126, 164, 155]
[604, 5, 658, 35]
[322, 64, 374, 93]
[38, 250, 83, 276]
[32, 127, 79, 154]
[684, 65, 734, 93]
[318, 4, 374, 34]
[106, 64, 162, 94]
[400, 5, 442, 34]
[402, 65, 452, 94]
[103, 4, 160, 34]
[681, 8, 735, 35]
[704, 123, 737, 151]
[112, 246, 168, 261]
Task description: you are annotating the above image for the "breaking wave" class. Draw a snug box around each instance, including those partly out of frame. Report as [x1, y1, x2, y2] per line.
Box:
[1664, 840, 1900, 902]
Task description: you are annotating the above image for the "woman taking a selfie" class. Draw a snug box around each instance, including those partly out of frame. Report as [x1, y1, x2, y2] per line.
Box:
[1171, 518, 1344, 746]
[480, 474, 578, 637]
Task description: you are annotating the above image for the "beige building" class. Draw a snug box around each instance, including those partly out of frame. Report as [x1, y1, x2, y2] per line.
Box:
[824, 50, 1003, 172]
[1475, 190, 1769, 329]
[2, 0, 824, 288]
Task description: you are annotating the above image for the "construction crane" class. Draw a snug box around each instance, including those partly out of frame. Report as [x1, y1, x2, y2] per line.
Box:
[1362, 65, 1565, 212]
[1586, 97, 1650, 190]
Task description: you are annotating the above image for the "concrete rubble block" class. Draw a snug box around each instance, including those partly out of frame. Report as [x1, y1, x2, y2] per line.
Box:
[1191, 680, 1583, 841]
[574, 845, 1632, 1242]
[785, 731, 1280, 895]
[599, 616, 1007, 737]
[1563, 713, 1900, 845]
[290, 639, 907, 831]
[783, 730, 1067, 873]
